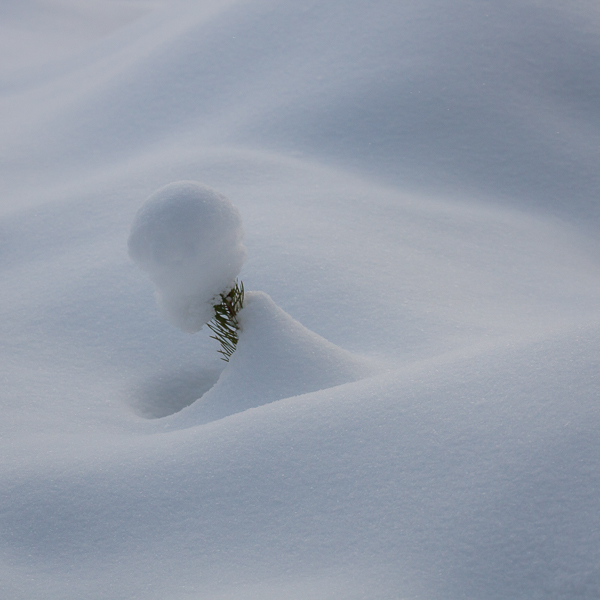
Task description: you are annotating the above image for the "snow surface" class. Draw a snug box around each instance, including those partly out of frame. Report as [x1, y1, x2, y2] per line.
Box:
[1, 1, 600, 599]
[167, 290, 376, 426]
[128, 180, 246, 332]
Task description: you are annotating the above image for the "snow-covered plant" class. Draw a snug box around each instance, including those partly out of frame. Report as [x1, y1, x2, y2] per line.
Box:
[128, 181, 246, 359]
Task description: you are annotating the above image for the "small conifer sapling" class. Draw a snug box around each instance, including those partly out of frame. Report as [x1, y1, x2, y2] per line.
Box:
[207, 279, 244, 361]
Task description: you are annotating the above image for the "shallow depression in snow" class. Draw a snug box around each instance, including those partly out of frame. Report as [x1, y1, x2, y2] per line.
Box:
[130, 365, 223, 419]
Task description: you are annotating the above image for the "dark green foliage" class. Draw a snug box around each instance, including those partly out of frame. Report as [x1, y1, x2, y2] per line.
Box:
[207, 280, 244, 361]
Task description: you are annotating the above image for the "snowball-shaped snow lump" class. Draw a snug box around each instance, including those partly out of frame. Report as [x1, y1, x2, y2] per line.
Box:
[128, 181, 246, 333]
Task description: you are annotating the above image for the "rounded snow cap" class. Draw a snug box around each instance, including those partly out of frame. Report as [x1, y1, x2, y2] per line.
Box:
[128, 181, 246, 332]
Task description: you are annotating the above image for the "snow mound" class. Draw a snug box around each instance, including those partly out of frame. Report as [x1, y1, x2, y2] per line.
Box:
[128, 181, 246, 332]
[168, 291, 375, 426]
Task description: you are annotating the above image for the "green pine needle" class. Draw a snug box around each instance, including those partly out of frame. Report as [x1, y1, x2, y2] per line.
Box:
[207, 280, 244, 361]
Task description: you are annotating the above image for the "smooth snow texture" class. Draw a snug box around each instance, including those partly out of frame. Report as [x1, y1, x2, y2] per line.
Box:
[1, 1, 600, 599]
[128, 180, 246, 332]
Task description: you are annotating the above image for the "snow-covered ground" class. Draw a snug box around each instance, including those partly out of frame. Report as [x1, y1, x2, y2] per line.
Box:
[1, 1, 600, 598]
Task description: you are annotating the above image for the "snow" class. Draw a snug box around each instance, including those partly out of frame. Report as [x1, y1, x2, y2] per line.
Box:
[128, 180, 246, 332]
[1, 1, 600, 599]
[166, 290, 375, 426]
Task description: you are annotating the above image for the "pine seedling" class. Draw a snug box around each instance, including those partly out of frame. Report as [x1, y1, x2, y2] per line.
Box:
[207, 280, 244, 361]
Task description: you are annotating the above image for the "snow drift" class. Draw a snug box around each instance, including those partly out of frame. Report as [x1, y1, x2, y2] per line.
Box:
[1, 1, 600, 599]
[166, 290, 375, 426]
